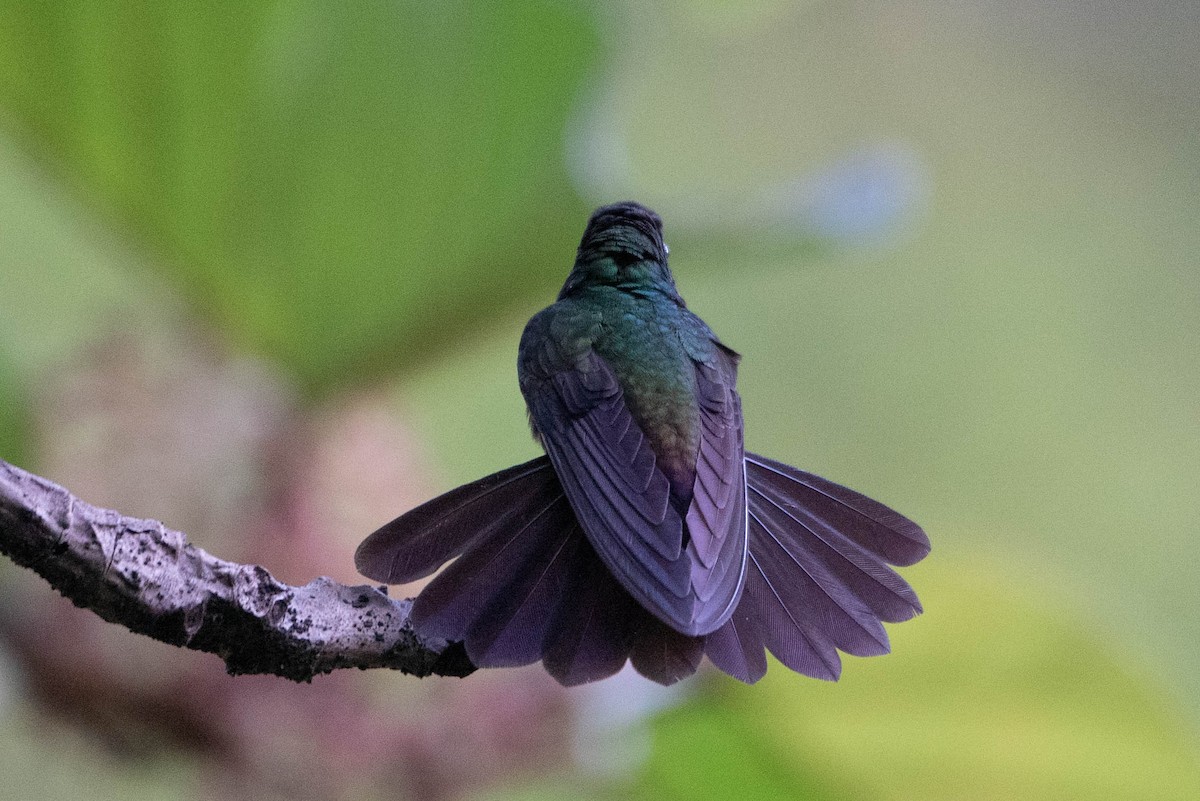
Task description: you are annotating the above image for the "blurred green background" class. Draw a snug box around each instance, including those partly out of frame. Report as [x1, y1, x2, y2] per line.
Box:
[1, 2, 1198, 799]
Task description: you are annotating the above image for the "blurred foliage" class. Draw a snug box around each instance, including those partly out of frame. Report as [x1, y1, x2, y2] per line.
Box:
[0, 134, 146, 381]
[638, 702, 839, 801]
[0, 0, 597, 390]
[579, 2, 1200, 729]
[1, 1, 1200, 800]
[0, 708, 195, 801]
[644, 561, 1200, 801]
[0, 353, 27, 466]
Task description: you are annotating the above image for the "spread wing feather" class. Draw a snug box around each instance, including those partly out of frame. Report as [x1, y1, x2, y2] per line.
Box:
[462, 513, 584, 667]
[630, 617, 706, 686]
[746, 501, 890, 657]
[747, 475, 922, 623]
[704, 603, 768, 684]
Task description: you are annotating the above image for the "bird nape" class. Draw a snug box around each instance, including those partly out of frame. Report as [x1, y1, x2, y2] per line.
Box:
[355, 201, 929, 687]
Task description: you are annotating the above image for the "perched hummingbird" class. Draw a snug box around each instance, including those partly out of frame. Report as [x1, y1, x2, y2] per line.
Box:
[356, 202, 929, 686]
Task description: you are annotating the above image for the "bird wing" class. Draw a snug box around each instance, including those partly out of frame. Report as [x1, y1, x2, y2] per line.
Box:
[523, 347, 744, 636]
[523, 349, 693, 630]
[681, 345, 748, 633]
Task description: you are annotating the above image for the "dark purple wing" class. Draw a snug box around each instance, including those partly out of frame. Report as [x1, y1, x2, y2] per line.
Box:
[352, 432, 723, 684]
[682, 349, 748, 634]
[354, 456, 556, 584]
[523, 350, 695, 630]
[524, 348, 748, 636]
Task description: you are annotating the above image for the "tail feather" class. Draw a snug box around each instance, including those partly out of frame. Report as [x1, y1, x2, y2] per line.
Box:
[703, 455, 928, 681]
[743, 535, 842, 680]
[750, 479, 922, 623]
[358, 452, 927, 687]
[745, 453, 930, 567]
[747, 500, 891, 658]
[704, 605, 768, 684]
[543, 546, 639, 686]
[355, 456, 557, 584]
[630, 617, 705, 686]
[460, 508, 583, 668]
[411, 485, 568, 659]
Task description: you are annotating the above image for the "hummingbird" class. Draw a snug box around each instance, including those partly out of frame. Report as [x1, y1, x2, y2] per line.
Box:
[356, 202, 929, 686]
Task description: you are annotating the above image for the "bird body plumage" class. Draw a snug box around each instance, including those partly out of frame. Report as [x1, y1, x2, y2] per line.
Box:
[355, 202, 929, 686]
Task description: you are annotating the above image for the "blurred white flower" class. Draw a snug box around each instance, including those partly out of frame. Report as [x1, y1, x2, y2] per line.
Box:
[571, 663, 690, 777]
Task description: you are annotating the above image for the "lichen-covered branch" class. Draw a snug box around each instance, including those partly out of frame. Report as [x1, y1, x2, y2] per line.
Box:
[0, 458, 474, 682]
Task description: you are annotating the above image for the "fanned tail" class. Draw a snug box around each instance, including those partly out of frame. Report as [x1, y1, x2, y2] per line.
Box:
[542, 550, 640, 685]
[744, 453, 930, 567]
[356, 452, 927, 686]
[630, 617, 706, 686]
[704, 452, 929, 683]
[355, 456, 559, 584]
[356, 457, 705, 685]
[412, 488, 578, 666]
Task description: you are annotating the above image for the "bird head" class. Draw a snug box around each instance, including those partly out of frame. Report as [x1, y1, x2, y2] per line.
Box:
[560, 202, 682, 303]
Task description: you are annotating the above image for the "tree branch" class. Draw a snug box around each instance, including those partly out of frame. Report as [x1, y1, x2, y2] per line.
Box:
[0, 458, 474, 682]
